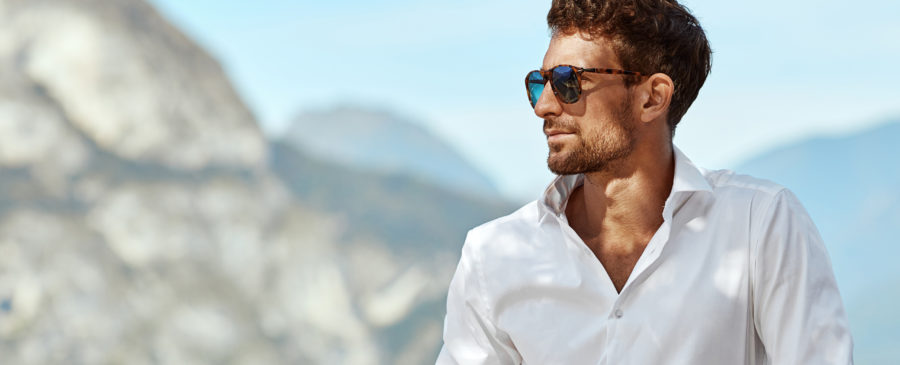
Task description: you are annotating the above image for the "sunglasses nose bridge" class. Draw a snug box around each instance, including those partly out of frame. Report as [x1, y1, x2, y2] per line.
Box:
[543, 70, 554, 85]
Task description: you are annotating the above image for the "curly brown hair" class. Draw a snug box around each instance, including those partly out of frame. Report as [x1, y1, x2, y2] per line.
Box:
[547, 0, 711, 135]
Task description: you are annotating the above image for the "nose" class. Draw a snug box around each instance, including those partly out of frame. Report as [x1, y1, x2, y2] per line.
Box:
[533, 81, 562, 120]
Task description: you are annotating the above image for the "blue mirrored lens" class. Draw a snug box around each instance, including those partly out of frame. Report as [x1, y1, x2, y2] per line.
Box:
[551, 66, 580, 103]
[526, 71, 545, 107]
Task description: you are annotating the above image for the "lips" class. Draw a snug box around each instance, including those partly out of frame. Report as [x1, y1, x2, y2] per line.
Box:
[544, 129, 575, 138]
[545, 129, 576, 145]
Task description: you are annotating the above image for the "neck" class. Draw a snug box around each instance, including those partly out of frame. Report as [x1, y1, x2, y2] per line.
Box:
[566, 139, 675, 244]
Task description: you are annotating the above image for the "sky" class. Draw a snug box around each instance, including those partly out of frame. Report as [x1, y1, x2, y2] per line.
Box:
[150, 0, 900, 202]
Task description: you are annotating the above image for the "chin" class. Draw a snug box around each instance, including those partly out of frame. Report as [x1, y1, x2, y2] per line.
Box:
[547, 148, 619, 175]
[547, 140, 569, 154]
[547, 152, 578, 175]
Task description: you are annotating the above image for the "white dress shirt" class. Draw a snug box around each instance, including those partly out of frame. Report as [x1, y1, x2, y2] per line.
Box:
[437, 146, 853, 365]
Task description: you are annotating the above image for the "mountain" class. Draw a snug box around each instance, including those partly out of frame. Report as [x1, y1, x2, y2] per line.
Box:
[0, 0, 513, 363]
[270, 140, 515, 257]
[736, 119, 900, 364]
[285, 106, 500, 198]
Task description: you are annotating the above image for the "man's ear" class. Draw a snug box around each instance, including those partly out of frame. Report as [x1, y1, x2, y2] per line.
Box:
[637, 73, 674, 124]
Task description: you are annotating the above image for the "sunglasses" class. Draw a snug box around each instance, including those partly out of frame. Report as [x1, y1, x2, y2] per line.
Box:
[525, 65, 646, 107]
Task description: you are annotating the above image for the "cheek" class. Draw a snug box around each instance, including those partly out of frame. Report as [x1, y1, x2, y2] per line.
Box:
[580, 85, 631, 117]
[582, 99, 633, 133]
[578, 125, 605, 148]
[576, 117, 630, 149]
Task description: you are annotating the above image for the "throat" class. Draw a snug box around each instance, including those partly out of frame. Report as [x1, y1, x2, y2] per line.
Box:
[564, 184, 663, 293]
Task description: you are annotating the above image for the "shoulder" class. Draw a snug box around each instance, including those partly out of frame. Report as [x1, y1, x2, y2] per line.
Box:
[462, 201, 542, 257]
[469, 201, 541, 240]
[458, 199, 567, 276]
[701, 168, 791, 215]
[702, 168, 821, 259]
[702, 167, 786, 197]
[699, 168, 810, 240]
[455, 199, 578, 309]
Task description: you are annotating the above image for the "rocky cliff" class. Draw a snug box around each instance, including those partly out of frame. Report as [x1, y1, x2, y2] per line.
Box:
[0, 0, 512, 363]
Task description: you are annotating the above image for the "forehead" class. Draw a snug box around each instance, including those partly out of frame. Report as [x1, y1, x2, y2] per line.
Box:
[542, 32, 619, 70]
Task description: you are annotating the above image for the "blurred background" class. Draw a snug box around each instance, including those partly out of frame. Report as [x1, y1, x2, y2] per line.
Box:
[0, 0, 896, 363]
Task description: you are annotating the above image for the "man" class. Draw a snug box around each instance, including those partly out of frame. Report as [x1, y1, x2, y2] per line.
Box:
[436, 0, 853, 364]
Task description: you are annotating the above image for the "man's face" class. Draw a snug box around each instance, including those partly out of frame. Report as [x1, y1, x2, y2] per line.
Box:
[535, 32, 637, 175]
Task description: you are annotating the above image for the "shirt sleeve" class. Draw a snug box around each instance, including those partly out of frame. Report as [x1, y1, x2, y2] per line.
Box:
[436, 232, 521, 365]
[752, 189, 854, 364]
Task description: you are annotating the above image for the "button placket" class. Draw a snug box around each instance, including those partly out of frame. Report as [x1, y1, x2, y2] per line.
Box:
[610, 293, 627, 320]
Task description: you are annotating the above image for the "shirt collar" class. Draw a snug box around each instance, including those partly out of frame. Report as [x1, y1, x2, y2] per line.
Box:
[540, 145, 712, 217]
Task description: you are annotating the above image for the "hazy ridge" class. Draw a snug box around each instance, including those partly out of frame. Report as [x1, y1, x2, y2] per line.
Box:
[285, 106, 500, 199]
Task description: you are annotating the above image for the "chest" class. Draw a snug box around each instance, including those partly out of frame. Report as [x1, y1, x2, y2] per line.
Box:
[492, 228, 755, 365]
[583, 237, 647, 293]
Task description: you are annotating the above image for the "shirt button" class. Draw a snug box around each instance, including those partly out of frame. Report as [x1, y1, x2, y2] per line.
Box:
[614, 309, 624, 318]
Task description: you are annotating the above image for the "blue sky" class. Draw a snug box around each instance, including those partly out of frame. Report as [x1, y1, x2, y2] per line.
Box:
[150, 0, 900, 202]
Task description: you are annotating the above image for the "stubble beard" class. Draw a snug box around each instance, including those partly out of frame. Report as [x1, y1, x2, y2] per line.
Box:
[546, 98, 636, 175]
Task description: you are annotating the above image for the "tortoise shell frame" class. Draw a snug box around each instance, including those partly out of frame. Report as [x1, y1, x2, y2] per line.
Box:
[525, 64, 647, 107]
